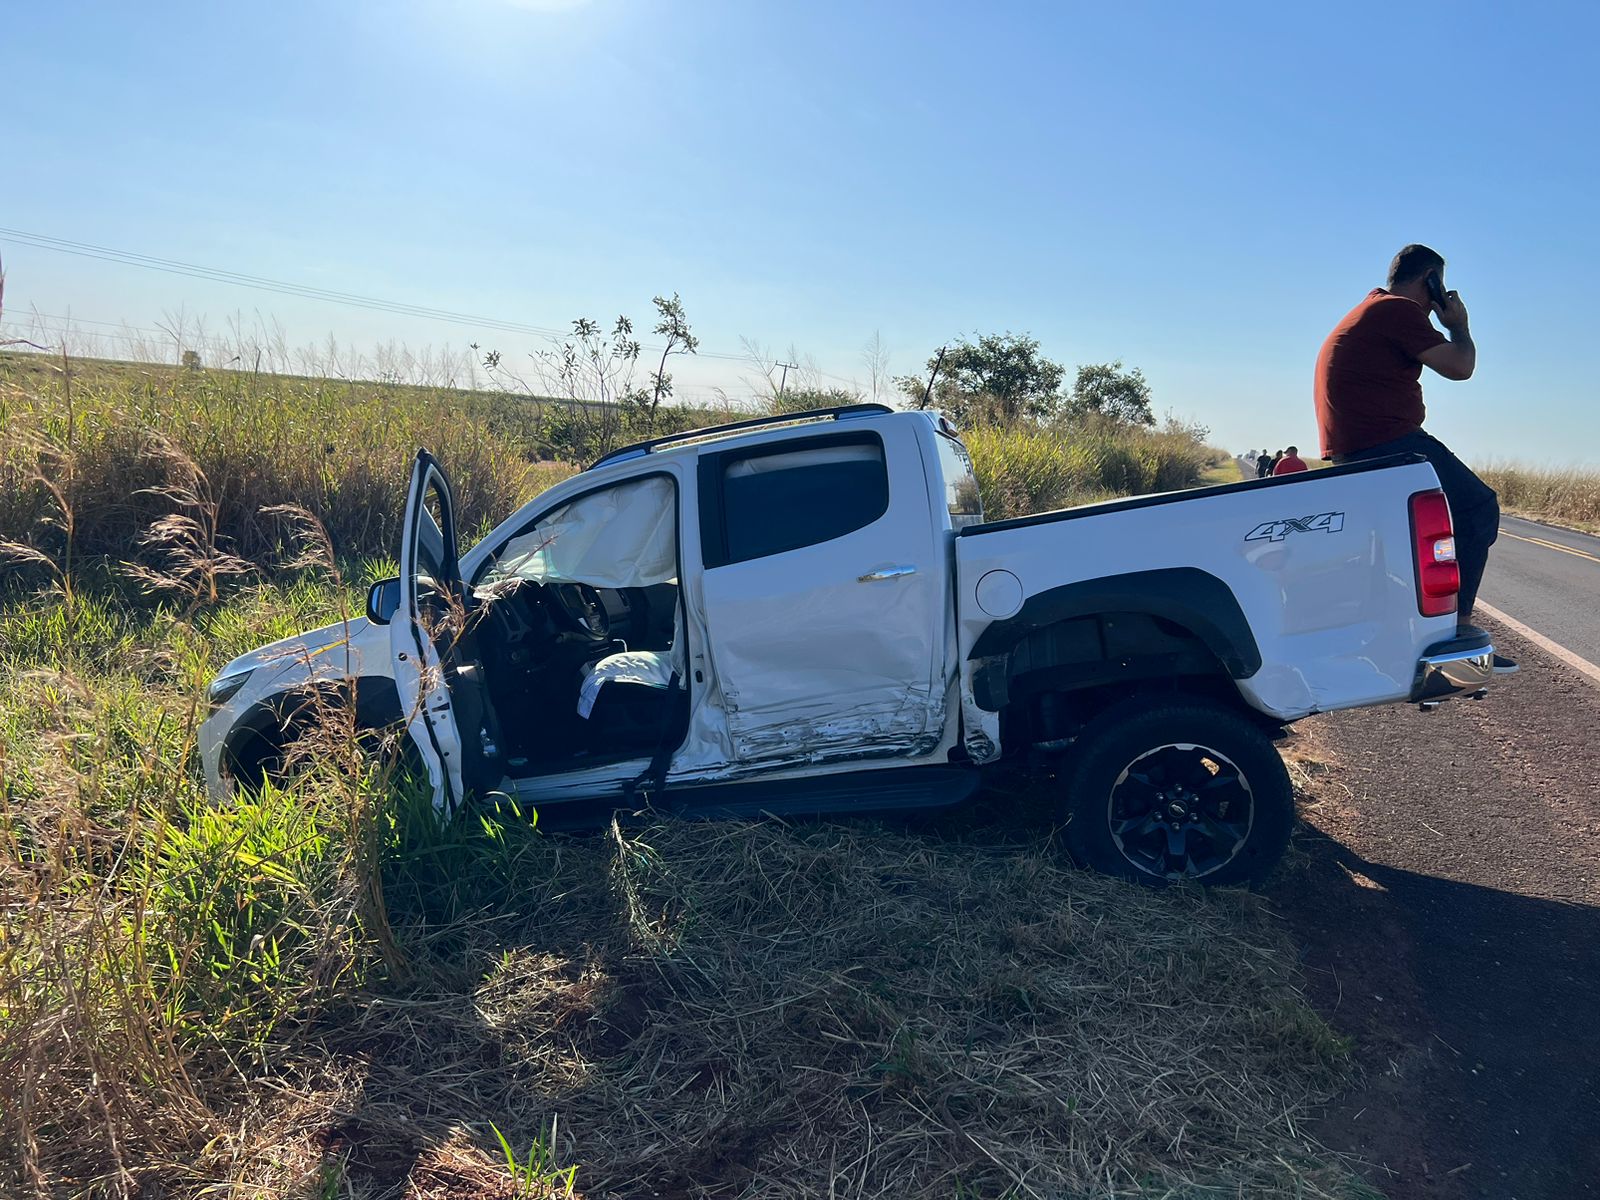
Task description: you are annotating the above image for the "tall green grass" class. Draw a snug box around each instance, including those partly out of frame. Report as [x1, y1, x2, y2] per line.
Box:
[0, 568, 556, 1192]
[0, 573, 1362, 1199]
[963, 415, 1218, 519]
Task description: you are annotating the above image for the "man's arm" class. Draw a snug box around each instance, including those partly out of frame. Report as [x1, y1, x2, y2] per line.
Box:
[1417, 291, 1476, 381]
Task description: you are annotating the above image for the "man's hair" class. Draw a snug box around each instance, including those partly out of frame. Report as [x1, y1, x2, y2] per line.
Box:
[1388, 244, 1445, 288]
[1286, 445, 1298, 454]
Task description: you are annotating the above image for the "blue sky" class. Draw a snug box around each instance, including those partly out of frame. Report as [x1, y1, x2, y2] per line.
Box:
[4, 0, 1596, 464]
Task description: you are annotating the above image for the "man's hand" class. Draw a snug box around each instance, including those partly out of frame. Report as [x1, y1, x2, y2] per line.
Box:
[1436, 289, 1470, 334]
[1419, 290, 1476, 380]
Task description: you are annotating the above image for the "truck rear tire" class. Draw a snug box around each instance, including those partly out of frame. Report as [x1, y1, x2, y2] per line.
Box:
[1059, 698, 1293, 887]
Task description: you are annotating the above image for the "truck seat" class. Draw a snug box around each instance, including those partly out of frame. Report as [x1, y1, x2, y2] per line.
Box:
[577, 598, 686, 720]
[578, 649, 674, 718]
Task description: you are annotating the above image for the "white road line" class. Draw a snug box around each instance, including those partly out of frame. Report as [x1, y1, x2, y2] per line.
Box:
[1476, 600, 1600, 691]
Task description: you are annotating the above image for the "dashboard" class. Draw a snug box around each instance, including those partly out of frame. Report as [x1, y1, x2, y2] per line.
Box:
[473, 578, 666, 656]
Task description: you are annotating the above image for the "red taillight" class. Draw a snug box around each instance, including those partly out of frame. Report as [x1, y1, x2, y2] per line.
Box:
[1409, 489, 1459, 617]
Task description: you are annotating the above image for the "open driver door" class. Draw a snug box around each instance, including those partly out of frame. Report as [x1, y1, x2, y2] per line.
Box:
[391, 449, 505, 814]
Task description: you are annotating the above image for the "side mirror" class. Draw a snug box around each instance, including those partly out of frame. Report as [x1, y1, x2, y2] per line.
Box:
[366, 577, 401, 625]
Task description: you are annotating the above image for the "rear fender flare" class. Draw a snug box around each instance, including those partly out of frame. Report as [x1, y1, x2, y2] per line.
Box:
[968, 568, 1262, 713]
[969, 567, 1261, 675]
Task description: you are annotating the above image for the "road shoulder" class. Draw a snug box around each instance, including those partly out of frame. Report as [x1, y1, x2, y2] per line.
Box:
[1499, 507, 1600, 540]
[1268, 618, 1600, 1200]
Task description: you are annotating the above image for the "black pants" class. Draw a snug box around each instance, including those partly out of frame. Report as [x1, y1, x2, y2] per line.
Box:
[1333, 431, 1499, 624]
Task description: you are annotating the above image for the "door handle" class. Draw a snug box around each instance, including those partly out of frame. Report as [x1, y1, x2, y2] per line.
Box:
[858, 565, 918, 582]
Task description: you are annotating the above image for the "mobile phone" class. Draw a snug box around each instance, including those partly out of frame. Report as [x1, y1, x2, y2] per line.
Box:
[1426, 271, 1447, 308]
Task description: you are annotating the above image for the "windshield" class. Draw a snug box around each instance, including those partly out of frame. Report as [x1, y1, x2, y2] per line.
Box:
[480, 474, 678, 590]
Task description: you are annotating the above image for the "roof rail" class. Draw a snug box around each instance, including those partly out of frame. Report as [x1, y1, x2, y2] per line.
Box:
[586, 403, 895, 470]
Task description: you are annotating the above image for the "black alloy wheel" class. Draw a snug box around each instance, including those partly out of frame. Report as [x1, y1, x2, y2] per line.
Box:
[1107, 742, 1253, 879]
[1060, 698, 1293, 888]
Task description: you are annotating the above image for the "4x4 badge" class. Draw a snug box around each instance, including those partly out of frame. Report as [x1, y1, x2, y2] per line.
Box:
[1245, 512, 1346, 542]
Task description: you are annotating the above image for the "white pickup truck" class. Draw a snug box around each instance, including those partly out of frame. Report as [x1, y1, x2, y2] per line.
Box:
[201, 404, 1495, 885]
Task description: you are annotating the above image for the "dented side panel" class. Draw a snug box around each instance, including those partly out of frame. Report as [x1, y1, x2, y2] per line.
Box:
[696, 418, 955, 769]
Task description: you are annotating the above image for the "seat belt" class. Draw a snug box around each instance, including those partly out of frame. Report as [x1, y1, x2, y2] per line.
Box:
[625, 672, 689, 805]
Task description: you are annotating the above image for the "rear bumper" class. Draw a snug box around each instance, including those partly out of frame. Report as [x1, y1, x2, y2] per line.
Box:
[1411, 630, 1494, 701]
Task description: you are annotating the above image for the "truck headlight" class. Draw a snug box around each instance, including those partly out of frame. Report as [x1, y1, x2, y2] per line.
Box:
[207, 670, 254, 712]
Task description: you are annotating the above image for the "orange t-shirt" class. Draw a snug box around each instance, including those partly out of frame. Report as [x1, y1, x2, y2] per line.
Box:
[1314, 290, 1446, 457]
[1272, 453, 1308, 475]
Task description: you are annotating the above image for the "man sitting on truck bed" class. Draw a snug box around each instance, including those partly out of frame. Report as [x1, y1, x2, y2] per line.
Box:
[1313, 243, 1516, 674]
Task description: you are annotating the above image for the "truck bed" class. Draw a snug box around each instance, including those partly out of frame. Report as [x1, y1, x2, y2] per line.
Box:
[953, 452, 1456, 722]
[957, 454, 1423, 538]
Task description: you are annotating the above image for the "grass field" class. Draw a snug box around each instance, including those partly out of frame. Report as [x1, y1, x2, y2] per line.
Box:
[1477, 462, 1600, 533]
[0, 351, 1375, 1198]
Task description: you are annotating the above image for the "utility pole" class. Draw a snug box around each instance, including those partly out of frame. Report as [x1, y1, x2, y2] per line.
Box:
[775, 361, 798, 396]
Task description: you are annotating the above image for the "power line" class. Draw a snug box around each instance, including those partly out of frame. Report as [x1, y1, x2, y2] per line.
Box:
[4, 309, 168, 335]
[0, 227, 870, 388]
[0, 227, 580, 340]
[0, 323, 154, 351]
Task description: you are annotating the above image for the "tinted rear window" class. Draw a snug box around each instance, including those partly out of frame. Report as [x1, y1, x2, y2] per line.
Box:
[715, 438, 889, 565]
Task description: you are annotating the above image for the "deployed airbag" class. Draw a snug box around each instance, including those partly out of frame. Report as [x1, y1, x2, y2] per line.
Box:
[489, 475, 676, 589]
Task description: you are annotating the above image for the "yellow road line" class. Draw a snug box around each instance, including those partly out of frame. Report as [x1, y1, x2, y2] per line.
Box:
[1499, 528, 1600, 565]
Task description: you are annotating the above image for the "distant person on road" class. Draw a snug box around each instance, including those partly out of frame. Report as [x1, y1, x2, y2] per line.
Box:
[1272, 446, 1308, 475]
[1314, 243, 1515, 673]
[1255, 451, 1273, 479]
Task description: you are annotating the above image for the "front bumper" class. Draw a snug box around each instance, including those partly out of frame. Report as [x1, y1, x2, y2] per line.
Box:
[1411, 629, 1494, 702]
[199, 711, 231, 799]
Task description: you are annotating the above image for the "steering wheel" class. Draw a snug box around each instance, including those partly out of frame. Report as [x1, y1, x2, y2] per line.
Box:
[551, 583, 611, 639]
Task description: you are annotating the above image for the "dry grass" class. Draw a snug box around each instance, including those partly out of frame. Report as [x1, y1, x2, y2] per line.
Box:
[0, 352, 576, 568]
[294, 813, 1362, 1200]
[1198, 456, 1242, 487]
[1, 353, 1225, 577]
[1477, 462, 1600, 533]
[2, 770, 1367, 1198]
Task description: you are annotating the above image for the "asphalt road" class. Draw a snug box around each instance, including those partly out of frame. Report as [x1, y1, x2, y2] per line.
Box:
[1277, 617, 1600, 1200]
[1231, 461, 1600, 1196]
[1480, 515, 1600, 668]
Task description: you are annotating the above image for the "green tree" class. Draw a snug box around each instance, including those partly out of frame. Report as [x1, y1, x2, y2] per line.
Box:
[1066, 361, 1155, 426]
[480, 294, 698, 459]
[622, 292, 699, 432]
[898, 332, 1066, 425]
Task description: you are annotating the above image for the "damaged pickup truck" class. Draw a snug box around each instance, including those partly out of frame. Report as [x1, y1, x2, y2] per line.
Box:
[201, 404, 1495, 885]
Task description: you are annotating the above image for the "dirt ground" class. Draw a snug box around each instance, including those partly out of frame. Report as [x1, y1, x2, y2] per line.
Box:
[1269, 618, 1600, 1200]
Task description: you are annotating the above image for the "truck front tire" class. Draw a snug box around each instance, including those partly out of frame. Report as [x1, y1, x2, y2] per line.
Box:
[1059, 698, 1293, 888]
